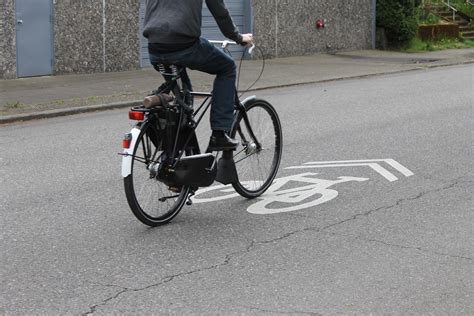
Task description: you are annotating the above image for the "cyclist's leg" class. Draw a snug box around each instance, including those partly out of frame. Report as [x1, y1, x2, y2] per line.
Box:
[148, 39, 237, 143]
[176, 38, 237, 131]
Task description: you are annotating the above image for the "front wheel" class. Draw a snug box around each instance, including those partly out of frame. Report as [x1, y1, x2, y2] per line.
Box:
[124, 122, 189, 226]
[230, 99, 283, 198]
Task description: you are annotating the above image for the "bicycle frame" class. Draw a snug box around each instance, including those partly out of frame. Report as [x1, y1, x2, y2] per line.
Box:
[122, 40, 262, 185]
[122, 82, 260, 185]
[153, 67, 261, 163]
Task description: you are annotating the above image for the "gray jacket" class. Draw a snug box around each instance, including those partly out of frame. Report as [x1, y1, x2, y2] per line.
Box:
[143, 0, 243, 45]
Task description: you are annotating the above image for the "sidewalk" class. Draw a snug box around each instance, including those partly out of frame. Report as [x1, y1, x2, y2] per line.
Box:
[1, 48, 473, 124]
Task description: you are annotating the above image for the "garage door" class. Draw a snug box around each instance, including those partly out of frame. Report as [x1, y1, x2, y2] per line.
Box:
[139, 0, 252, 68]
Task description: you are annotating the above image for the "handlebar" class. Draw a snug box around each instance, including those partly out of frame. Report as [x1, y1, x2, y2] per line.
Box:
[209, 40, 255, 55]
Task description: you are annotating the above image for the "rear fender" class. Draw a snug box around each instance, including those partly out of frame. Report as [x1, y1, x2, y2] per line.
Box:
[121, 127, 141, 178]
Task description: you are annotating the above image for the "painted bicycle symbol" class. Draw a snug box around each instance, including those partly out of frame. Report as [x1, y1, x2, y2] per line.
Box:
[192, 172, 369, 214]
[192, 159, 414, 215]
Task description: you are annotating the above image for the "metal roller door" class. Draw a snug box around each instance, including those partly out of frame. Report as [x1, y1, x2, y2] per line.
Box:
[139, 0, 252, 68]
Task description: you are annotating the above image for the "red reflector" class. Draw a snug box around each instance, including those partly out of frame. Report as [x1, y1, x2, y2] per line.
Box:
[122, 133, 132, 149]
[129, 111, 145, 121]
[122, 139, 131, 149]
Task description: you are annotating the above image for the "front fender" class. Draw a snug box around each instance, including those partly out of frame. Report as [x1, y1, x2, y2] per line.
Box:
[241, 95, 257, 108]
[231, 95, 257, 132]
[121, 127, 141, 178]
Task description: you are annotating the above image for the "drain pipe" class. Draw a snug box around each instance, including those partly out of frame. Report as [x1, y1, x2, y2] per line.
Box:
[275, 0, 279, 57]
[102, 0, 106, 72]
[372, 0, 376, 49]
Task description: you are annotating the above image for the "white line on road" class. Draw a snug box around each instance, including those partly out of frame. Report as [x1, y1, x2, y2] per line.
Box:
[285, 159, 414, 182]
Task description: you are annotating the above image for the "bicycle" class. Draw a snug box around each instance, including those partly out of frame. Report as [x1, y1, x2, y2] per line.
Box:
[120, 41, 283, 226]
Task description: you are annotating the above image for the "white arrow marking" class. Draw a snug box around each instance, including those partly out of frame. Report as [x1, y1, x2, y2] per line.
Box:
[285, 159, 414, 182]
[303, 159, 414, 177]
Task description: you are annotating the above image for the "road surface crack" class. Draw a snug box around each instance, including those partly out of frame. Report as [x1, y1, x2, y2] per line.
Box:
[83, 250, 244, 315]
[345, 176, 468, 221]
[359, 238, 472, 261]
[83, 178, 468, 314]
[246, 177, 469, 252]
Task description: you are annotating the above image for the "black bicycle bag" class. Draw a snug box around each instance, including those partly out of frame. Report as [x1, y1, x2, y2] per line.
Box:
[167, 153, 217, 187]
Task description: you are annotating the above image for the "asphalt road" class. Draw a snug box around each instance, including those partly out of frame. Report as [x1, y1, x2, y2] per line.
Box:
[1, 65, 472, 314]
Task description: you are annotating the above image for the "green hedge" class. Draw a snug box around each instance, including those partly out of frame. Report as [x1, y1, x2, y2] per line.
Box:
[377, 0, 420, 45]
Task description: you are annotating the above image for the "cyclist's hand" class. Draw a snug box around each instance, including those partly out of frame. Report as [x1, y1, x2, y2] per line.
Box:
[241, 33, 253, 46]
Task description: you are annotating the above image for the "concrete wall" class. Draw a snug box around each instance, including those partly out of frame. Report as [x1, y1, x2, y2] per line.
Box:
[253, 0, 374, 58]
[1, 0, 16, 79]
[104, 0, 140, 72]
[0, 0, 139, 78]
[54, 0, 104, 74]
[54, 0, 139, 74]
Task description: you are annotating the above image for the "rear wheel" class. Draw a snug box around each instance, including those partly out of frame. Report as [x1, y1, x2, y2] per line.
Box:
[230, 99, 282, 198]
[124, 122, 189, 226]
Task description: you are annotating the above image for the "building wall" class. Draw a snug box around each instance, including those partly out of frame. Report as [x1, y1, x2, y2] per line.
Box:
[253, 0, 374, 58]
[104, 0, 140, 72]
[54, 0, 104, 74]
[54, 0, 139, 75]
[1, 0, 16, 79]
[1, 0, 372, 79]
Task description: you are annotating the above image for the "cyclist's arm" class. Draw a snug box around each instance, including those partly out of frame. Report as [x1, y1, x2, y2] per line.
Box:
[206, 0, 243, 44]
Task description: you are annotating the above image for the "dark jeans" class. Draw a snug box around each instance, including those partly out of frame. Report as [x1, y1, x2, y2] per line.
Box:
[148, 38, 237, 131]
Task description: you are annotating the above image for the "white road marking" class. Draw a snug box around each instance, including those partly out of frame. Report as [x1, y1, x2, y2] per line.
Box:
[192, 173, 369, 214]
[246, 173, 369, 214]
[286, 159, 414, 182]
[191, 159, 414, 214]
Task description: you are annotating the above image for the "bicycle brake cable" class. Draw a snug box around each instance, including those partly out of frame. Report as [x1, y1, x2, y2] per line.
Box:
[237, 45, 266, 98]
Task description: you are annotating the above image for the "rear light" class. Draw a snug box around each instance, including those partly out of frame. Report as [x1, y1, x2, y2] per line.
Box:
[122, 133, 132, 149]
[129, 111, 145, 121]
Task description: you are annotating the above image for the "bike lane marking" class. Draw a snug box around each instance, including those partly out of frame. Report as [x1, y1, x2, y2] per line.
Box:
[191, 159, 414, 215]
[192, 173, 369, 214]
[246, 173, 369, 214]
[287, 163, 398, 182]
[286, 159, 414, 182]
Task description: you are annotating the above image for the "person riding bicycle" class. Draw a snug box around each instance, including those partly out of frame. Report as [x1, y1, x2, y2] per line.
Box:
[143, 0, 253, 151]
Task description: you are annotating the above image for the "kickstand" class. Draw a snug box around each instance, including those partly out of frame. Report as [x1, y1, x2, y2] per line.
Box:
[186, 190, 196, 206]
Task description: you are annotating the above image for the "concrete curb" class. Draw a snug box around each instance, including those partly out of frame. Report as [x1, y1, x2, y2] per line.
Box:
[1, 60, 472, 125]
[246, 60, 474, 92]
[0, 100, 142, 125]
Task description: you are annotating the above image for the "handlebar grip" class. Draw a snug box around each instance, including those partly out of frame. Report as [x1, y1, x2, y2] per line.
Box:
[209, 40, 256, 56]
[248, 44, 255, 55]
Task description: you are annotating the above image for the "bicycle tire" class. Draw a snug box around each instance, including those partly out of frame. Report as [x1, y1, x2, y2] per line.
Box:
[230, 98, 282, 198]
[124, 121, 189, 226]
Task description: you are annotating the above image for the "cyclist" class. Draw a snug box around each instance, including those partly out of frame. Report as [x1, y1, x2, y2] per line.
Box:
[143, 0, 253, 151]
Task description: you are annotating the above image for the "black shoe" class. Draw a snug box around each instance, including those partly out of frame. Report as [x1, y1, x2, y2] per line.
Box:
[208, 131, 239, 151]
